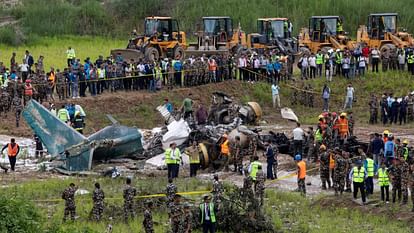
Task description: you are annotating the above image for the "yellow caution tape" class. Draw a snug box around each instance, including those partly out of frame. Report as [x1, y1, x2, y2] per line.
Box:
[265, 166, 319, 187]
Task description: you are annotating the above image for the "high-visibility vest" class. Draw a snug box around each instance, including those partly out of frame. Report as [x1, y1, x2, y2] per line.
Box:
[336, 53, 342, 64]
[74, 117, 84, 131]
[57, 109, 69, 122]
[298, 160, 306, 179]
[249, 161, 262, 181]
[408, 55, 414, 64]
[199, 203, 216, 223]
[67, 49, 76, 59]
[316, 54, 324, 65]
[337, 118, 348, 134]
[353, 167, 365, 183]
[24, 84, 33, 96]
[165, 148, 180, 164]
[329, 153, 335, 169]
[403, 147, 409, 161]
[7, 143, 18, 157]
[337, 22, 343, 32]
[315, 129, 323, 142]
[283, 21, 288, 32]
[366, 158, 374, 177]
[378, 168, 389, 186]
[220, 140, 229, 155]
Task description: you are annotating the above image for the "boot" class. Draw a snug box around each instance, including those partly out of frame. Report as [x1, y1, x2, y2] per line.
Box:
[322, 185, 327, 190]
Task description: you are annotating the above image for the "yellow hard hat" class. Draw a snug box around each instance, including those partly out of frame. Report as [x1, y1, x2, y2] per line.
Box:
[383, 130, 390, 135]
[223, 134, 228, 138]
[340, 112, 347, 117]
[320, 144, 326, 150]
[318, 114, 324, 119]
[403, 139, 409, 144]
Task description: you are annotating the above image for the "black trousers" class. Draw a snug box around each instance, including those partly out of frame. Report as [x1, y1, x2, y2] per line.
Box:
[372, 58, 379, 72]
[293, 140, 303, 155]
[353, 182, 366, 203]
[8, 156, 16, 171]
[365, 177, 374, 195]
[190, 163, 199, 177]
[167, 164, 174, 179]
[202, 220, 216, 233]
[172, 164, 180, 178]
[380, 185, 389, 202]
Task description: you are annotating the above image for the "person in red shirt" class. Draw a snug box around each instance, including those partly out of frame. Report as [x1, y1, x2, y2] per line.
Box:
[362, 45, 370, 64]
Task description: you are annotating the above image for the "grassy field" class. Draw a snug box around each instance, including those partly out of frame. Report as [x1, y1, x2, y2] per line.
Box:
[1, 175, 412, 232]
[0, 36, 124, 70]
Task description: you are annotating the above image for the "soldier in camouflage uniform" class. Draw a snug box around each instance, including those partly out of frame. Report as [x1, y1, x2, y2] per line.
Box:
[182, 203, 192, 233]
[381, 49, 390, 72]
[12, 96, 22, 127]
[123, 177, 137, 222]
[233, 136, 243, 174]
[183, 59, 191, 87]
[390, 47, 398, 70]
[242, 168, 254, 206]
[212, 174, 224, 208]
[348, 112, 354, 137]
[409, 163, 414, 212]
[255, 167, 265, 206]
[389, 159, 402, 203]
[291, 88, 298, 105]
[0, 89, 11, 116]
[62, 183, 77, 222]
[319, 145, 331, 190]
[369, 94, 378, 124]
[170, 194, 183, 233]
[91, 182, 105, 221]
[400, 158, 410, 204]
[272, 143, 279, 179]
[143, 201, 154, 233]
[247, 135, 258, 161]
[166, 178, 177, 215]
[306, 127, 316, 162]
[344, 152, 353, 192]
[56, 70, 67, 100]
[333, 151, 346, 195]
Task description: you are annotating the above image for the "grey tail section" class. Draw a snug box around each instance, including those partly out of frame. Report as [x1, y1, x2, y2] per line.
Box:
[22, 100, 86, 156]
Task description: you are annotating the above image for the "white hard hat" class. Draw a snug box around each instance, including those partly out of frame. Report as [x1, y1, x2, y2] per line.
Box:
[336, 49, 340, 52]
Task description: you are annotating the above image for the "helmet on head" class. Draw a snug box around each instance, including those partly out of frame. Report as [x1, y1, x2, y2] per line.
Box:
[294, 154, 302, 161]
[320, 144, 326, 151]
[318, 114, 324, 120]
[403, 139, 409, 144]
[340, 112, 347, 117]
[332, 112, 337, 117]
[383, 130, 390, 135]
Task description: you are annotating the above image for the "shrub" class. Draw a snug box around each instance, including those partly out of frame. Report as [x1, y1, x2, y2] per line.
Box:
[0, 197, 43, 233]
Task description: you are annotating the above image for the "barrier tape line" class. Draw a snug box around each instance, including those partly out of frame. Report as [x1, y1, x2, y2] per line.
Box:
[32, 190, 213, 203]
[265, 166, 319, 187]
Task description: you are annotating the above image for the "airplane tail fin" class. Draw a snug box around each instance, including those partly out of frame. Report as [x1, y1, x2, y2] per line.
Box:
[22, 100, 87, 156]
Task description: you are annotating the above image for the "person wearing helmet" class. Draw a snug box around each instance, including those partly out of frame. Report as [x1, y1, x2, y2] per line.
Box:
[295, 154, 306, 196]
[349, 160, 367, 204]
[333, 151, 347, 196]
[400, 157, 410, 205]
[384, 135, 395, 167]
[400, 140, 410, 161]
[337, 112, 349, 144]
[72, 111, 84, 134]
[363, 154, 377, 197]
[382, 130, 390, 143]
[23, 79, 34, 106]
[319, 144, 331, 190]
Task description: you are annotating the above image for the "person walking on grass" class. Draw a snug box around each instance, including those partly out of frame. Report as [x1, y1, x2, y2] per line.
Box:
[349, 160, 366, 204]
[1, 138, 20, 172]
[271, 82, 280, 108]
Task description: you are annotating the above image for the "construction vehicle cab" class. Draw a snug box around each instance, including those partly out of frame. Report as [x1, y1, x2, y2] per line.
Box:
[186, 16, 247, 56]
[111, 16, 186, 62]
[299, 16, 355, 54]
[247, 18, 297, 55]
[357, 13, 413, 53]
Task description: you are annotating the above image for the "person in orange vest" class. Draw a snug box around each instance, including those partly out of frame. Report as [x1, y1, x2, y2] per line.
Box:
[220, 134, 230, 172]
[208, 57, 217, 83]
[295, 154, 306, 196]
[24, 79, 34, 105]
[337, 112, 349, 144]
[1, 138, 20, 172]
[329, 148, 336, 186]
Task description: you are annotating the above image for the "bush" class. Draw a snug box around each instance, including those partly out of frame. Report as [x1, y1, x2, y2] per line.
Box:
[0, 197, 43, 233]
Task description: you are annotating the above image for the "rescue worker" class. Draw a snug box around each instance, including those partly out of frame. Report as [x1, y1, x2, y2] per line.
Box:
[57, 104, 70, 123]
[182, 203, 193, 233]
[364, 154, 377, 197]
[1, 138, 20, 171]
[23, 79, 34, 105]
[319, 144, 331, 190]
[333, 151, 347, 195]
[185, 140, 200, 177]
[401, 140, 410, 161]
[220, 134, 230, 172]
[166, 178, 177, 216]
[165, 143, 181, 179]
[143, 201, 154, 233]
[91, 182, 105, 221]
[295, 154, 306, 196]
[316, 50, 324, 77]
[72, 111, 84, 134]
[410, 162, 414, 211]
[389, 158, 402, 203]
[337, 112, 349, 144]
[170, 194, 183, 233]
[306, 126, 316, 162]
[212, 174, 224, 208]
[264, 140, 275, 179]
[377, 162, 390, 203]
[255, 166, 265, 206]
[349, 160, 366, 204]
[248, 155, 262, 193]
[400, 157, 410, 204]
[123, 177, 137, 222]
[66, 46, 76, 67]
[199, 194, 217, 233]
[329, 148, 336, 187]
[233, 136, 243, 175]
[62, 183, 78, 221]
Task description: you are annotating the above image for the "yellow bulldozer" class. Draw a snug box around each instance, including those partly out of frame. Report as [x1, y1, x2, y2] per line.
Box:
[186, 16, 247, 56]
[111, 16, 187, 62]
[247, 18, 298, 55]
[299, 16, 356, 55]
[357, 13, 414, 53]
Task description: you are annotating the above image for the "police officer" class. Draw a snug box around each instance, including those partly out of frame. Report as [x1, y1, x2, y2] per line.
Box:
[199, 194, 217, 233]
[350, 160, 366, 204]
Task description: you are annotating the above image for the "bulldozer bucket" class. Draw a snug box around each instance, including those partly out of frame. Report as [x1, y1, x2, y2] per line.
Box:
[110, 49, 144, 62]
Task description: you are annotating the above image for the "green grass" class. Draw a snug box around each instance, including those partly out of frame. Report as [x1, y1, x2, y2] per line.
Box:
[0, 36, 124, 70]
[1, 176, 411, 232]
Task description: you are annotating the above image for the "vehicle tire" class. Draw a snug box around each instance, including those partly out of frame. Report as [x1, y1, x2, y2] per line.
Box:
[298, 47, 311, 57]
[321, 46, 333, 54]
[174, 46, 185, 59]
[380, 43, 396, 54]
[144, 47, 159, 62]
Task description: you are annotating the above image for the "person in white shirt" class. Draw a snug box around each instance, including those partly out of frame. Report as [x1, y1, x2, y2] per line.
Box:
[19, 59, 29, 82]
[300, 55, 309, 79]
[238, 54, 248, 81]
[358, 56, 367, 77]
[398, 51, 406, 71]
[371, 47, 380, 73]
[292, 122, 305, 155]
[344, 83, 355, 110]
[271, 83, 281, 108]
[308, 54, 317, 79]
